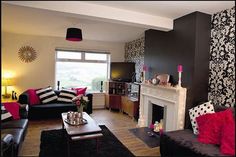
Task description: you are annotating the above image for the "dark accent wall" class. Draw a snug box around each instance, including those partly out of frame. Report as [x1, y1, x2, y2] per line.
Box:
[144, 12, 211, 129]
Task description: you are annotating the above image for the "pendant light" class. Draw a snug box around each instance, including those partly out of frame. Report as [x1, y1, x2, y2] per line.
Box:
[66, 28, 82, 41]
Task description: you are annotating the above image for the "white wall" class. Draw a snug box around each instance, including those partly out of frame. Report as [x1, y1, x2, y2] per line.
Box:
[2, 32, 125, 94]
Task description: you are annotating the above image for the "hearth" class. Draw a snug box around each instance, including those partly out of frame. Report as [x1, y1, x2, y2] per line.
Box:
[138, 83, 187, 131]
[152, 104, 164, 124]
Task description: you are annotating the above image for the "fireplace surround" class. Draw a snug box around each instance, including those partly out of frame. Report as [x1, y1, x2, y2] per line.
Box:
[138, 83, 187, 131]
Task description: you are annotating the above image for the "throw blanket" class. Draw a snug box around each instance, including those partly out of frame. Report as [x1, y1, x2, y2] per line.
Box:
[3, 102, 20, 120]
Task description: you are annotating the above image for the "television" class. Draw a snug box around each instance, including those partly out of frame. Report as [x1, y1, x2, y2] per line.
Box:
[110, 62, 135, 82]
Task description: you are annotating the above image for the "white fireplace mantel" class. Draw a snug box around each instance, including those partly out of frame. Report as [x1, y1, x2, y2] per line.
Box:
[138, 83, 187, 131]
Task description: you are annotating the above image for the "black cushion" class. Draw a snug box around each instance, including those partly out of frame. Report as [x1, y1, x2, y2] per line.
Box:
[1, 119, 28, 130]
[160, 129, 227, 157]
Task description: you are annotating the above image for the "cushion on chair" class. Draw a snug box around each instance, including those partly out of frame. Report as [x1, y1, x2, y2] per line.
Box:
[57, 89, 76, 103]
[189, 101, 215, 134]
[27, 89, 41, 105]
[220, 109, 235, 156]
[71, 87, 87, 95]
[36, 86, 58, 104]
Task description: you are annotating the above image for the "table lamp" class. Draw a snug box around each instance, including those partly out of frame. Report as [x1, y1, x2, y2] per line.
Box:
[2, 77, 13, 98]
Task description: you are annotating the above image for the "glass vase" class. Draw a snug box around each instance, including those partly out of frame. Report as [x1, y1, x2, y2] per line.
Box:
[77, 106, 83, 122]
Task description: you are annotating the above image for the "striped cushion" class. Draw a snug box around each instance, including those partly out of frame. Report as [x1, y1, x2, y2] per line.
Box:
[57, 89, 76, 103]
[1, 106, 12, 121]
[36, 86, 58, 104]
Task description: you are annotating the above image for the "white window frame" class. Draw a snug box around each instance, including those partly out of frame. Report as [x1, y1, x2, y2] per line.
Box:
[55, 48, 110, 89]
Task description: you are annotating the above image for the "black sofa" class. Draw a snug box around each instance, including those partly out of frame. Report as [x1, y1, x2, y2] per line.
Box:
[1, 105, 28, 157]
[160, 105, 234, 157]
[18, 90, 93, 120]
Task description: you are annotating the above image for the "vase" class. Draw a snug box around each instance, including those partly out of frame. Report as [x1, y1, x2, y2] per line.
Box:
[77, 106, 84, 123]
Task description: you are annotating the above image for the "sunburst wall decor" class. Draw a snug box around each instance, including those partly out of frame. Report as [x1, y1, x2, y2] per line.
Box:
[18, 46, 37, 63]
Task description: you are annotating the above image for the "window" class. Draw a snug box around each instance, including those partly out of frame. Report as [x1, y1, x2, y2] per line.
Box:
[55, 49, 110, 92]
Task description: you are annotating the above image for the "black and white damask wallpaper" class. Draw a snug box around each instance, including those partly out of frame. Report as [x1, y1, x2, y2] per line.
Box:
[208, 6, 235, 107]
[125, 37, 145, 82]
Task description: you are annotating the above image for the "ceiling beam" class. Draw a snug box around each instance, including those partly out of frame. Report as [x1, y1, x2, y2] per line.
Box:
[4, 1, 173, 31]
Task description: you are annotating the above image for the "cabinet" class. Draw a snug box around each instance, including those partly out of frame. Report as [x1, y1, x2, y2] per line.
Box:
[121, 83, 140, 120]
[92, 92, 105, 109]
[105, 81, 140, 120]
[105, 81, 125, 110]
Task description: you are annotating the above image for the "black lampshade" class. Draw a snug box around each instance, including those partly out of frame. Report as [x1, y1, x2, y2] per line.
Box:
[66, 28, 82, 41]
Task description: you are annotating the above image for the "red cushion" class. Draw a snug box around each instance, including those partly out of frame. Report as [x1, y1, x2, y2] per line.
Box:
[3, 102, 20, 120]
[220, 109, 235, 156]
[27, 89, 41, 105]
[196, 112, 224, 144]
[71, 87, 87, 96]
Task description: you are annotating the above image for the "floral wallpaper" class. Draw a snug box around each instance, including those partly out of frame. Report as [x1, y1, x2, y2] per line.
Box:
[125, 37, 145, 82]
[208, 6, 235, 107]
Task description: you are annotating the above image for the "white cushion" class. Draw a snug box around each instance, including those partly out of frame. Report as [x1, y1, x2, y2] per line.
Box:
[189, 101, 215, 134]
[36, 86, 58, 104]
[57, 89, 76, 103]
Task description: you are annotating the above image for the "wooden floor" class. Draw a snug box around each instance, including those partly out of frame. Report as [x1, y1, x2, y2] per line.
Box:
[19, 109, 160, 157]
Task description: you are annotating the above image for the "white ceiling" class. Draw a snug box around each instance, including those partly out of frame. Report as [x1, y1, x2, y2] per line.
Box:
[85, 1, 234, 19]
[2, 1, 234, 43]
[2, 4, 146, 43]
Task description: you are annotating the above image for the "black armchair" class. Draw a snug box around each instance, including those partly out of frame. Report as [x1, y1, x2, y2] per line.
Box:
[1, 134, 14, 157]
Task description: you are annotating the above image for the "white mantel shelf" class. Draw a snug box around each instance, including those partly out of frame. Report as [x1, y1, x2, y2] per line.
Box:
[138, 83, 187, 131]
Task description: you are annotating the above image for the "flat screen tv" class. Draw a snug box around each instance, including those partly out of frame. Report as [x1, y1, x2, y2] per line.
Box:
[110, 62, 135, 82]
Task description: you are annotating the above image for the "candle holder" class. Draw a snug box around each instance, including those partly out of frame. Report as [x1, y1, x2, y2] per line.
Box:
[142, 71, 146, 83]
[178, 71, 182, 87]
[142, 64, 148, 83]
[177, 65, 183, 87]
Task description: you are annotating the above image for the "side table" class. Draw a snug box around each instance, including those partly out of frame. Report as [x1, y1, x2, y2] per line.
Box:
[1, 98, 17, 103]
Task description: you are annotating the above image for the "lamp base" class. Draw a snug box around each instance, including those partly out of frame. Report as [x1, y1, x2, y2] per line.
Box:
[2, 94, 11, 99]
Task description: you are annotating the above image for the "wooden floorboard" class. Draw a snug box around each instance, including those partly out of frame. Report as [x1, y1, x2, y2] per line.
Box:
[19, 109, 160, 157]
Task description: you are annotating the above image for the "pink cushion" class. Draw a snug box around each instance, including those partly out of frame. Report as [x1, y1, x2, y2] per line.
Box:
[196, 112, 223, 144]
[196, 108, 235, 156]
[220, 109, 235, 156]
[71, 87, 87, 95]
[27, 89, 41, 105]
[3, 102, 20, 120]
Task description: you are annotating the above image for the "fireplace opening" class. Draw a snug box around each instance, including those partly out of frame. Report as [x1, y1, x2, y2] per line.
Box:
[152, 104, 164, 124]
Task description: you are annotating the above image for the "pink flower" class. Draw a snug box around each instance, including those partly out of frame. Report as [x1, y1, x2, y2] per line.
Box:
[76, 100, 80, 107]
[72, 94, 88, 108]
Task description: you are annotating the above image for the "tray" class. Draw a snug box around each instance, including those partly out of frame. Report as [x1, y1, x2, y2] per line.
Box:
[64, 118, 88, 126]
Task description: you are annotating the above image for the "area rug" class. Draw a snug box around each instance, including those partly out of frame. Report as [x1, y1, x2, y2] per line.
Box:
[129, 127, 160, 148]
[39, 125, 134, 157]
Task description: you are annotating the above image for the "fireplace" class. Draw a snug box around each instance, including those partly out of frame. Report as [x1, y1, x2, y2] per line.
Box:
[152, 104, 164, 124]
[138, 83, 187, 131]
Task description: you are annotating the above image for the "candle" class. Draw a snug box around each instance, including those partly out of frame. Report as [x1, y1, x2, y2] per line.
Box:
[178, 65, 183, 72]
[143, 65, 148, 72]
